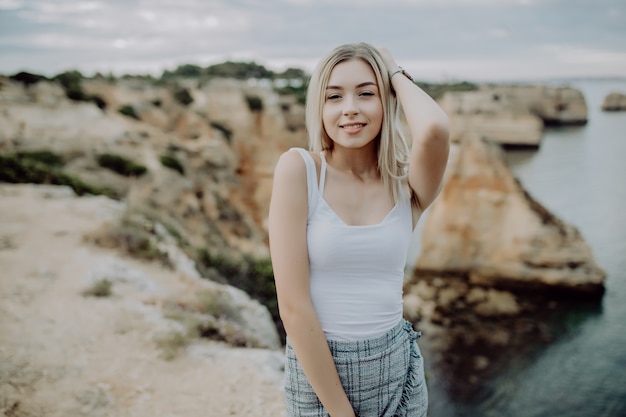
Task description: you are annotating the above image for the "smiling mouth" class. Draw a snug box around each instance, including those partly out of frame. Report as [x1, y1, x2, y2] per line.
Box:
[340, 123, 366, 130]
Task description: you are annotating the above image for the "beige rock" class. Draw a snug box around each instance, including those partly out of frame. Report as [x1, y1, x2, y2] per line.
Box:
[601, 92, 626, 111]
[437, 280, 469, 309]
[411, 279, 438, 301]
[402, 293, 422, 322]
[487, 85, 588, 125]
[413, 134, 605, 294]
[473, 289, 520, 317]
[447, 112, 543, 147]
[439, 85, 588, 147]
[0, 183, 285, 417]
[0, 75, 306, 257]
[465, 287, 488, 304]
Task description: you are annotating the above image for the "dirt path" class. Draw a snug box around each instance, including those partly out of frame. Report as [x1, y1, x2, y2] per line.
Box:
[0, 184, 286, 417]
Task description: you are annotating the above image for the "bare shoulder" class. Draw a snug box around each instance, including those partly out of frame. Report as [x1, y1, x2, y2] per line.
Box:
[275, 148, 322, 180]
[269, 149, 309, 227]
[271, 148, 312, 205]
[274, 148, 307, 179]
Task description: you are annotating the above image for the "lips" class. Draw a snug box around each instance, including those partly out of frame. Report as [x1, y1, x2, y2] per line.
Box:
[340, 123, 366, 132]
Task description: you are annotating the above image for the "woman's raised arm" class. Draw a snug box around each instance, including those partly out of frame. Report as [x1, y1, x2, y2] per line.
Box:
[379, 48, 451, 211]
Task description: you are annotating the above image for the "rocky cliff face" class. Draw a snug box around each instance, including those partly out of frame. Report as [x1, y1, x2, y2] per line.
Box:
[0, 184, 285, 416]
[0, 73, 305, 415]
[411, 134, 605, 294]
[1, 73, 607, 412]
[403, 134, 605, 399]
[439, 85, 588, 147]
[0, 75, 307, 258]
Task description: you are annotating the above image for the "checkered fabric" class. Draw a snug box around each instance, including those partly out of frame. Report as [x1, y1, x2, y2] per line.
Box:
[285, 319, 427, 417]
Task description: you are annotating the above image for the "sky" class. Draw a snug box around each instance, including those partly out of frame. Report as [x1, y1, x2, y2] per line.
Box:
[0, 0, 625, 82]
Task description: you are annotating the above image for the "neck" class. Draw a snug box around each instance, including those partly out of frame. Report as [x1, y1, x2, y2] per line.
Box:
[325, 143, 379, 180]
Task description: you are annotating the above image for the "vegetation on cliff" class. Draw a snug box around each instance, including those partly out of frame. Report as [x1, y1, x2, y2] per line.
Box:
[0, 151, 117, 198]
[7, 62, 477, 107]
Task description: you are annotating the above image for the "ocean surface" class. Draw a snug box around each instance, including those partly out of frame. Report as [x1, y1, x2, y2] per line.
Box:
[415, 79, 626, 417]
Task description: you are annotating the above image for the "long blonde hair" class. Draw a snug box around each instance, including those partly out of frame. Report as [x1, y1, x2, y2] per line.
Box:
[305, 42, 411, 203]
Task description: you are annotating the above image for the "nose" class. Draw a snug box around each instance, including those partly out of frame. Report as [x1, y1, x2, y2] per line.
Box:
[342, 95, 359, 116]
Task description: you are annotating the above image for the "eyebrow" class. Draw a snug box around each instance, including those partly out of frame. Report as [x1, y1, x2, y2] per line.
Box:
[326, 81, 377, 90]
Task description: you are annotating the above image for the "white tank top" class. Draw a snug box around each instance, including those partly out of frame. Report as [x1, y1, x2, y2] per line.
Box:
[293, 148, 414, 341]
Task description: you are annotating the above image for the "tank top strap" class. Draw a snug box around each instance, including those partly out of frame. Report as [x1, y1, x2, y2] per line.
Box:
[291, 148, 320, 219]
[319, 151, 327, 196]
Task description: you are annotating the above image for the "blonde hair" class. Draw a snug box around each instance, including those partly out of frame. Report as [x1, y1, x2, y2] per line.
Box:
[305, 42, 411, 203]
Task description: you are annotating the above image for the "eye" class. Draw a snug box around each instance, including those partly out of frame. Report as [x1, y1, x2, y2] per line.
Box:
[326, 93, 342, 100]
[359, 91, 375, 97]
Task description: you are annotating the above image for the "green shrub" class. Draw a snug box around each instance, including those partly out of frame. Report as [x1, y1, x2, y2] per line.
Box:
[53, 70, 83, 90]
[96, 153, 147, 177]
[275, 85, 308, 105]
[90, 95, 107, 110]
[155, 330, 192, 361]
[87, 213, 171, 266]
[65, 88, 92, 102]
[209, 121, 233, 143]
[0, 153, 117, 198]
[196, 249, 282, 342]
[206, 61, 274, 79]
[196, 290, 241, 322]
[162, 64, 204, 79]
[82, 279, 113, 297]
[159, 154, 185, 175]
[10, 71, 48, 86]
[15, 150, 64, 167]
[415, 80, 478, 100]
[52, 70, 102, 105]
[117, 104, 140, 120]
[173, 87, 193, 106]
[245, 95, 263, 112]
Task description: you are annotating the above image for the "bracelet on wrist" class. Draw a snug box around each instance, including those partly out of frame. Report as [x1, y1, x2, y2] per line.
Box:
[390, 66, 414, 82]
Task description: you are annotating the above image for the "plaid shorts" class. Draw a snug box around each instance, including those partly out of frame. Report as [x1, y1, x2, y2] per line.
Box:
[285, 319, 427, 417]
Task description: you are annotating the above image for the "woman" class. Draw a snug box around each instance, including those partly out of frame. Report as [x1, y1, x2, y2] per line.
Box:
[268, 43, 450, 417]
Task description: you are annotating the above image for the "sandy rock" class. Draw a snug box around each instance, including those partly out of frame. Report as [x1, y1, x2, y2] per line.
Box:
[437, 281, 469, 309]
[440, 89, 544, 146]
[601, 92, 626, 111]
[412, 134, 605, 294]
[472, 289, 520, 317]
[0, 183, 285, 417]
[439, 85, 588, 147]
[447, 112, 543, 147]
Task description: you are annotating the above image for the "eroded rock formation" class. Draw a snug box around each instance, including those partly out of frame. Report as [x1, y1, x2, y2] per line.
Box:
[0, 76, 307, 258]
[410, 134, 605, 294]
[439, 85, 588, 147]
[403, 134, 605, 399]
[601, 92, 626, 111]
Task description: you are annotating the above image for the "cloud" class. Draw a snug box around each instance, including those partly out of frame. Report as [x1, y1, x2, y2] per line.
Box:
[544, 44, 626, 66]
[1, 0, 625, 80]
[0, 0, 22, 10]
[487, 28, 511, 39]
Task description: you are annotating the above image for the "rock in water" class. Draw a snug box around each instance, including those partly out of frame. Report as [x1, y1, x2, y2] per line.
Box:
[413, 134, 605, 296]
[601, 92, 626, 111]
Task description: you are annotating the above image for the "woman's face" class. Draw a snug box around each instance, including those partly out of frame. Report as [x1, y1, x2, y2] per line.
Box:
[322, 58, 383, 150]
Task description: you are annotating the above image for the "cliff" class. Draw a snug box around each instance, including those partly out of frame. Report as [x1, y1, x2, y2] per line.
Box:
[0, 72, 606, 414]
[411, 134, 605, 294]
[439, 85, 588, 147]
[403, 134, 605, 398]
[0, 184, 286, 416]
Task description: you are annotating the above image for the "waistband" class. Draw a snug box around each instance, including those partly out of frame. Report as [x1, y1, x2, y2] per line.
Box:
[325, 319, 421, 361]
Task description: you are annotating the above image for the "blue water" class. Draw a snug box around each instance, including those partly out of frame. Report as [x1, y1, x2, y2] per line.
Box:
[422, 79, 626, 417]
